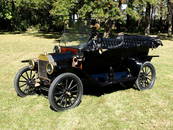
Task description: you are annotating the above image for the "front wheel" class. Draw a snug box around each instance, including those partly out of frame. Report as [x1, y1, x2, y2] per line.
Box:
[48, 73, 83, 111]
[14, 66, 37, 97]
[135, 62, 156, 90]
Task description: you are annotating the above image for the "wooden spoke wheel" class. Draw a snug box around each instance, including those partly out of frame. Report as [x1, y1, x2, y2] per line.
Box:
[48, 73, 83, 111]
[14, 66, 37, 97]
[136, 62, 156, 90]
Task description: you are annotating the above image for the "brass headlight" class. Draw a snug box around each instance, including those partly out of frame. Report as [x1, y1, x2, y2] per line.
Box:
[29, 60, 35, 69]
[46, 63, 54, 75]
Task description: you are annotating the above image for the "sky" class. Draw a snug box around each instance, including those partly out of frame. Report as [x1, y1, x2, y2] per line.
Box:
[122, 4, 128, 10]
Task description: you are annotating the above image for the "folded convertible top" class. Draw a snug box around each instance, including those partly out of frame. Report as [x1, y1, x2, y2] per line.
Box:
[99, 35, 163, 49]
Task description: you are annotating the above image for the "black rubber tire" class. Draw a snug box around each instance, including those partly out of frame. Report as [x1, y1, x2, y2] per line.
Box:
[14, 66, 36, 97]
[48, 73, 83, 111]
[135, 62, 156, 90]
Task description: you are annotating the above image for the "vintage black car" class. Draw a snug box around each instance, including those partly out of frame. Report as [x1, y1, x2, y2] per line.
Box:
[14, 25, 162, 111]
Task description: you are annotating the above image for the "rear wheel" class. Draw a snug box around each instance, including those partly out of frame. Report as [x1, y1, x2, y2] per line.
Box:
[48, 73, 83, 111]
[135, 62, 156, 90]
[14, 66, 37, 97]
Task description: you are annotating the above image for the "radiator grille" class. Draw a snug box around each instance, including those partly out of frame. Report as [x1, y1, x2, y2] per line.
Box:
[38, 60, 48, 78]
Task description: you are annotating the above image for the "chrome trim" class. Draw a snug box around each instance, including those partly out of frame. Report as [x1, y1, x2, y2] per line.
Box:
[46, 63, 54, 75]
[28, 60, 35, 69]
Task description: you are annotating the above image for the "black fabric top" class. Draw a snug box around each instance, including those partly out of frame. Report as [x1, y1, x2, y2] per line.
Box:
[99, 35, 163, 49]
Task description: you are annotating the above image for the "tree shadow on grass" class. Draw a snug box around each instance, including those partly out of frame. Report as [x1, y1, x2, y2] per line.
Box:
[25, 31, 88, 46]
[158, 34, 173, 41]
[0, 31, 25, 35]
[0, 31, 62, 41]
[33, 32, 173, 42]
[0, 31, 88, 45]
[25, 31, 62, 40]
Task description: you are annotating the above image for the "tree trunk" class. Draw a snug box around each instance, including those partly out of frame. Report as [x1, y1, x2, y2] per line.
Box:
[118, 0, 122, 9]
[150, 5, 155, 33]
[69, 13, 73, 27]
[168, 0, 173, 37]
[126, 0, 134, 32]
[145, 2, 151, 35]
[159, 1, 163, 32]
[11, 0, 16, 30]
[104, 20, 113, 38]
[116, 0, 123, 32]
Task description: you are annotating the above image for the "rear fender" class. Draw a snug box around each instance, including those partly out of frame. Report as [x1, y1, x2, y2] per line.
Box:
[126, 58, 142, 77]
[138, 55, 159, 62]
[126, 56, 158, 77]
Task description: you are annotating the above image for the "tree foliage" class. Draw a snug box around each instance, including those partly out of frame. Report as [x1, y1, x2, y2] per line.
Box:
[0, 0, 172, 36]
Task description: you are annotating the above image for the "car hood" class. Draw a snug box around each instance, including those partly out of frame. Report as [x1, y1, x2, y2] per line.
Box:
[37, 49, 76, 65]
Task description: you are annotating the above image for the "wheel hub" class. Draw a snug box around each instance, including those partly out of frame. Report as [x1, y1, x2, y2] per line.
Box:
[26, 79, 35, 87]
[65, 91, 71, 96]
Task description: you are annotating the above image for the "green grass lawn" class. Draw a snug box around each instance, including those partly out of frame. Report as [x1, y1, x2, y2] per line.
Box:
[0, 32, 172, 130]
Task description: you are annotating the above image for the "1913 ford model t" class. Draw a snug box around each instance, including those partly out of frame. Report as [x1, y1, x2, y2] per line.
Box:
[14, 22, 162, 111]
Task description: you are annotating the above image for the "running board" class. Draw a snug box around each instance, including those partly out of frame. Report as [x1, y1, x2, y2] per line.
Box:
[99, 77, 137, 87]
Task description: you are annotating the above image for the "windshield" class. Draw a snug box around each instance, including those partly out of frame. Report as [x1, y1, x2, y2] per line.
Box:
[60, 20, 91, 47]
